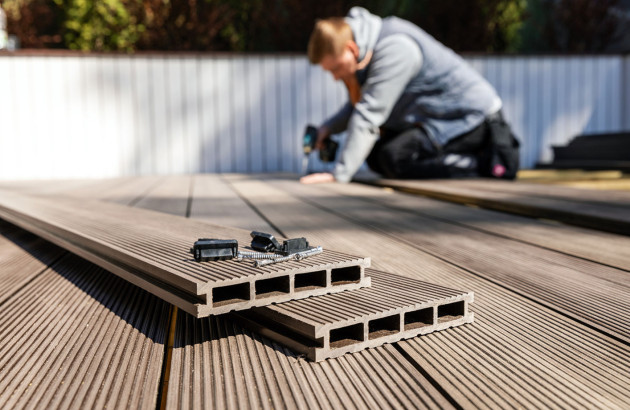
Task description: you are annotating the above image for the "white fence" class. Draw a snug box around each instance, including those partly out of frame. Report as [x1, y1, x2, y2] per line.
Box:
[0, 53, 628, 180]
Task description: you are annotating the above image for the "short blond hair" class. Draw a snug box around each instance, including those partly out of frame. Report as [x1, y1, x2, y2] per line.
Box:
[307, 18, 353, 64]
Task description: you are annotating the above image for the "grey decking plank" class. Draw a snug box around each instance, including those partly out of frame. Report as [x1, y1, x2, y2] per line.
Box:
[0, 220, 65, 305]
[168, 312, 453, 410]
[358, 177, 630, 235]
[190, 173, 282, 235]
[324, 178, 630, 272]
[138, 175, 454, 409]
[0, 188, 370, 317]
[267, 178, 630, 342]
[238, 269, 474, 361]
[453, 178, 630, 206]
[0, 254, 169, 410]
[132, 175, 191, 216]
[225, 175, 630, 409]
[0, 178, 172, 409]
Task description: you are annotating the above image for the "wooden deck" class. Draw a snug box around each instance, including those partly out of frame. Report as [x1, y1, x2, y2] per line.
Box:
[1, 174, 629, 409]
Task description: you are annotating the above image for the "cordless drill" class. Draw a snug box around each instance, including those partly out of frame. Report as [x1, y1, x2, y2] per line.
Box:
[303, 125, 338, 163]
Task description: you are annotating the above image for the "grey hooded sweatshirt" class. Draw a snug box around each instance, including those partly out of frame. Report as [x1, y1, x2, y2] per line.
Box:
[324, 7, 502, 183]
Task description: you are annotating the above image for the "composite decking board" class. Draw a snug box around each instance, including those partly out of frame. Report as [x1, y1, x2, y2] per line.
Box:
[254, 270, 471, 331]
[516, 169, 624, 182]
[357, 177, 630, 235]
[0, 189, 370, 316]
[0, 253, 169, 410]
[0, 177, 172, 409]
[453, 178, 630, 206]
[264, 179, 630, 341]
[132, 174, 191, 216]
[237, 269, 473, 361]
[167, 313, 453, 410]
[0, 220, 65, 305]
[190, 173, 282, 235]
[0, 179, 98, 196]
[226, 176, 630, 409]
[74, 176, 167, 205]
[316, 178, 630, 272]
[129, 176, 453, 409]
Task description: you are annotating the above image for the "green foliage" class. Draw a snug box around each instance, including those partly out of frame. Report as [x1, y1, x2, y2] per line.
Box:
[489, 0, 528, 52]
[2, 0, 624, 52]
[52, 0, 144, 51]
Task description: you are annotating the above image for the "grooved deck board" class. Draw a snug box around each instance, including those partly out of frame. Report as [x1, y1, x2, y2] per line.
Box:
[0, 177, 171, 409]
[0, 189, 370, 317]
[238, 269, 473, 361]
[225, 175, 630, 409]
[0, 254, 169, 409]
[0, 220, 65, 305]
[314, 177, 630, 271]
[135, 176, 454, 409]
[263, 178, 630, 342]
[3, 174, 630, 408]
[357, 177, 630, 235]
[190, 174, 281, 234]
[167, 313, 453, 409]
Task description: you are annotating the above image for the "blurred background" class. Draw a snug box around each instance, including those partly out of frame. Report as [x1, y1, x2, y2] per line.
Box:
[0, 0, 629, 179]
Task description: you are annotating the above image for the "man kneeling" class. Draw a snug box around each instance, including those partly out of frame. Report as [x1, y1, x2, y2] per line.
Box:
[301, 7, 519, 185]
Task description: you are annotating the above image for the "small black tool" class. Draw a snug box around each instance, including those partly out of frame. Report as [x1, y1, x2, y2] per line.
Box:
[250, 231, 281, 252]
[190, 238, 238, 262]
[303, 124, 338, 163]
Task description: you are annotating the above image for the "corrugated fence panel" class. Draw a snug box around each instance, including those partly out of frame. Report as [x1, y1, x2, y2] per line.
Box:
[0, 54, 627, 180]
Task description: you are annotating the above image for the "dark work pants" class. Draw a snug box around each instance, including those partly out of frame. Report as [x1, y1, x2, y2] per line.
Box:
[366, 121, 488, 179]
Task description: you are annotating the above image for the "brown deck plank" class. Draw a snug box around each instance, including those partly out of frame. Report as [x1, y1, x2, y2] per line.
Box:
[0, 189, 370, 317]
[190, 173, 281, 235]
[225, 175, 630, 409]
[328, 179, 630, 271]
[457, 178, 630, 205]
[0, 177, 171, 409]
[0, 255, 170, 409]
[238, 269, 474, 361]
[145, 175, 454, 409]
[358, 177, 630, 235]
[132, 175, 191, 216]
[267, 178, 630, 342]
[0, 220, 65, 305]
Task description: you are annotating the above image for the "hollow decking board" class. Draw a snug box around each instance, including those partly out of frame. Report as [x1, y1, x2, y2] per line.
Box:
[357, 177, 630, 236]
[226, 175, 630, 409]
[265, 178, 630, 342]
[0, 253, 170, 410]
[139, 175, 454, 409]
[237, 269, 474, 361]
[0, 189, 370, 317]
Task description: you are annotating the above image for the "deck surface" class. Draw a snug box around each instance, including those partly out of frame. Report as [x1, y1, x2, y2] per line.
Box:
[1, 174, 629, 409]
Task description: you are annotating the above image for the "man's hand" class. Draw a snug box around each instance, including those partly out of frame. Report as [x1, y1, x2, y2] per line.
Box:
[315, 126, 331, 150]
[300, 172, 336, 184]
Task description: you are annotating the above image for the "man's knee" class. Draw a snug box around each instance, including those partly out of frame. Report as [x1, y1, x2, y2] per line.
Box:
[369, 128, 439, 178]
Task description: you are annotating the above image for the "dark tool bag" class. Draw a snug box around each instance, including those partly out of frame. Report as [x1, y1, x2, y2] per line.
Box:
[478, 112, 520, 180]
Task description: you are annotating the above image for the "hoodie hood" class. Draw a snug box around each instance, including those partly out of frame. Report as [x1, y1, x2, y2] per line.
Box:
[345, 7, 382, 62]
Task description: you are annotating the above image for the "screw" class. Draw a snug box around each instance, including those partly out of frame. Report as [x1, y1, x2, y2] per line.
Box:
[237, 251, 281, 261]
[254, 246, 323, 267]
